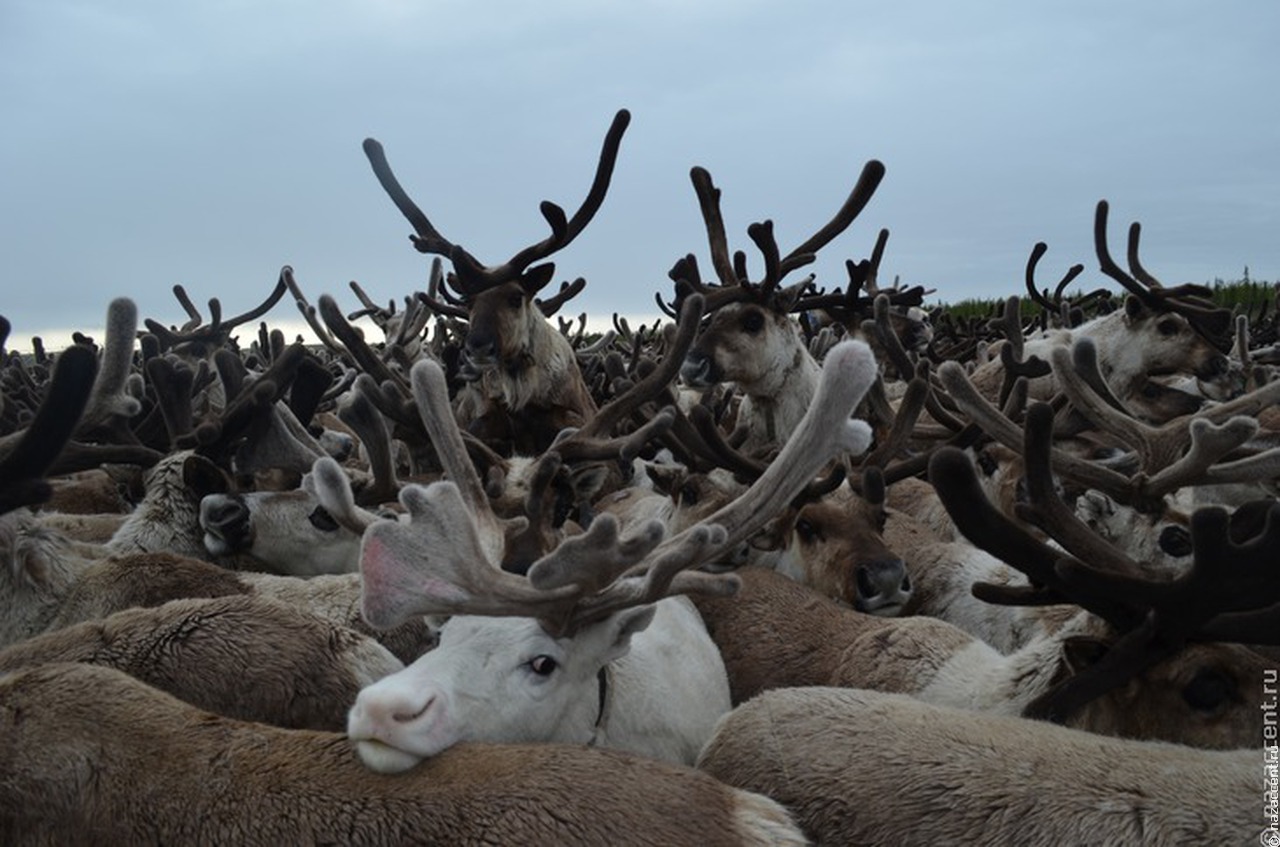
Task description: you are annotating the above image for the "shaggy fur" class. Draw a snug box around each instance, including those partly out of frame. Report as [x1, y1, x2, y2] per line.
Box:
[0, 663, 806, 846]
[0, 595, 401, 730]
[698, 686, 1259, 846]
[693, 567, 1270, 749]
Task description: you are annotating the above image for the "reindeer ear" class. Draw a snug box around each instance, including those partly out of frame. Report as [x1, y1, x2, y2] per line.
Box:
[519, 263, 557, 296]
[644, 464, 685, 497]
[182, 454, 230, 497]
[1060, 634, 1112, 677]
[595, 605, 658, 664]
[1123, 294, 1149, 322]
[747, 512, 794, 552]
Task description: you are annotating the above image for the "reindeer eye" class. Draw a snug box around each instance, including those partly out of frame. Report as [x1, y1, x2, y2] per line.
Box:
[1156, 318, 1180, 336]
[1182, 669, 1236, 713]
[507, 293, 525, 309]
[741, 310, 765, 334]
[308, 506, 339, 532]
[975, 451, 999, 476]
[529, 655, 558, 676]
[1157, 525, 1193, 558]
[679, 483, 699, 506]
[795, 519, 821, 543]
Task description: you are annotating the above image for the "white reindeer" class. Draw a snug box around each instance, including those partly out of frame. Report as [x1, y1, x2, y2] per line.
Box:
[344, 343, 877, 772]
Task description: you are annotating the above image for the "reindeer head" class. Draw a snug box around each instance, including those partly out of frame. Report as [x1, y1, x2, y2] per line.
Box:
[343, 342, 879, 773]
[668, 162, 885, 396]
[363, 112, 628, 378]
[1095, 200, 1231, 384]
[929, 400, 1280, 740]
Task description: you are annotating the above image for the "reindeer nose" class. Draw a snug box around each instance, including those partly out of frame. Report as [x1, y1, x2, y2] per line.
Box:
[680, 352, 714, 387]
[199, 494, 251, 547]
[199, 494, 252, 555]
[853, 558, 912, 616]
[465, 334, 498, 362]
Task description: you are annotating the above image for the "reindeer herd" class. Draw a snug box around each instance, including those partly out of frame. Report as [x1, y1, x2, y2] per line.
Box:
[1, 108, 1277, 844]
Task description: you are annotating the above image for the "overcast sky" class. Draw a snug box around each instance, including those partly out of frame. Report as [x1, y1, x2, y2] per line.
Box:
[4, 1, 1278, 350]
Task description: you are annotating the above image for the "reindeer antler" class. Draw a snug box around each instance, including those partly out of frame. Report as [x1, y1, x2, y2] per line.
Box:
[930, 401, 1280, 725]
[354, 340, 878, 636]
[143, 276, 287, 354]
[365, 110, 630, 299]
[671, 161, 885, 315]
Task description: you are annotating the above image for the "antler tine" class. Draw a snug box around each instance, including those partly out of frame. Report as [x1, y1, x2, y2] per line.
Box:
[1067, 336, 1133, 417]
[1232, 313, 1251, 371]
[779, 159, 886, 276]
[339, 384, 401, 507]
[416, 257, 470, 320]
[408, 359, 513, 562]
[281, 267, 343, 353]
[317, 295, 407, 391]
[222, 275, 288, 331]
[688, 403, 768, 480]
[1125, 221, 1163, 289]
[689, 167, 739, 290]
[362, 137, 464, 260]
[359, 480, 580, 630]
[0, 344, 97, 515]
[1014, 403, 1146, 578]
[746, 220, 785, 303]
[1144, 417, 1280, 499]
[493, 109, 630, 284]
[559, 294, 706, 453]
[868, 295, 967, 432]
[864, 228, 890, 295]
[536, 277, 587, 318]
[346, 279, 390, 323]
[1023, 242, 1059, 315]
[1094, 200, 1158, 306]
[172, 285, 204, 330]
[936, 361, 1133, 498]
[1049, 343, 1159, 464]
[76, 298, 143, 439]
[861, 374, 929, 470]
[1127, 221, 1233, 342]
[389, 293, 431, 352]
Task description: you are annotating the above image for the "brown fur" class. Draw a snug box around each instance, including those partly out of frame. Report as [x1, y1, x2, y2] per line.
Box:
[0, 595, 401, 730]
[693, 567, 1271, 748]
[455, 282, 598, 455]
[0, 663, 806, 845]
[693, 567, 971, 705]
[48, 553, 436, 665]
[42, 470, 131, 515]
[699, 686, 1259, 846]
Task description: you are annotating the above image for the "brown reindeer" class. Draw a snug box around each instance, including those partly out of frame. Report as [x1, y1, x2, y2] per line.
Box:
[0, 662, 807, 845]
[672, 160, 886, 456]
[363, 111, 630, 455]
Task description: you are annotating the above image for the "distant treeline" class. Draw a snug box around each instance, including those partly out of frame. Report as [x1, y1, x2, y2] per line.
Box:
[932, 273, 1277, 319]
